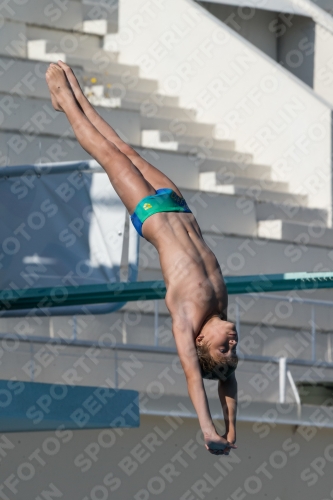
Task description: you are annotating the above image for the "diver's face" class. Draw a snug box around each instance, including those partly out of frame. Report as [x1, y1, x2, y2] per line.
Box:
[196, 318, 238, 360]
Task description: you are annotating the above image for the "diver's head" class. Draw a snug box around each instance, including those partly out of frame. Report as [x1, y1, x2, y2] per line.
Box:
[195, 316, 238, 381]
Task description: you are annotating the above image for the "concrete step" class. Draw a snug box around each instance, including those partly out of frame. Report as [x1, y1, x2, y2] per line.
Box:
[142, 138, 271, 190]
[142, 131, 241, 161]
[27, 40, 137, 76]
[141, 103, 198, 122]
[141, 115, 215, 138]
[85, 86, 196, 120]
[82, 72, 159, 93]
[258, 219, 333, 247]
[200, 173, 307, 205]
[0, 21, 27, 58]
[200, 172, 288, 192]
[2, 0, 83, 30]
[0, 56, 156, 100]
[182, 189, 258, 236]
[83, 19, 114, 35]
[82, 0, 118, 34]
[83, 92, 124, 109]
[134, 147, 277, 199]
[0, 94, 79, 137]
[0, 93, 141, 143]
[173, 134, 236, 151]
[139, 210, 333, 277]
[0, 57, 77, 99]
[177, 144, 251, 161]
[256, 200, 327, 225]
[199, 159, 272, 179]
[138, 92, 180, 108]
[134, 146, 272, 188]
[78, 94, 192, 123]
[0, 131, 89, 166]
[27, 40, 74, 62]
[138, 102, 196, 122]
[210, 185, 307, 205]
[27, 39, 118, 63]
[82, 0, 118, 36]
[86, 86, 179, 107]
[141, 130, 179, 151]
[1, 136, 199, 193]
[141, 130, 235, 151]
[26, 26, 102, 52]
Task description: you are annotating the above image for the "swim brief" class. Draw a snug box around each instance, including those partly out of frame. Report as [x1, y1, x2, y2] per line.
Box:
[130, 188, 192, 237]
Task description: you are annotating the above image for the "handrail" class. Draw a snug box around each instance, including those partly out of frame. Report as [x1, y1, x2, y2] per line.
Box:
[254, 293, 333, 307]
[1, 332, 333, 369]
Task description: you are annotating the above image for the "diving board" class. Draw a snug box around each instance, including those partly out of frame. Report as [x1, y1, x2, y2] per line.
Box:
[0, 380, 139, 433]
[1, 271, 333, 312]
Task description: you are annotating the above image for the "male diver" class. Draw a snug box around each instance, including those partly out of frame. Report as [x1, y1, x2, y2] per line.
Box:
[46, 62, 238, 456]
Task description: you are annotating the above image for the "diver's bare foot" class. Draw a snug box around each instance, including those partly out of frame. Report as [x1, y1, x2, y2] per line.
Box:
[45, 63, 75, 112]
[57, 60, 85, 105]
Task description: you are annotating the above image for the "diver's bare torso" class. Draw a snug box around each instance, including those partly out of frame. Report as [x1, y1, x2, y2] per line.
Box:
[142, 211, 228, 336]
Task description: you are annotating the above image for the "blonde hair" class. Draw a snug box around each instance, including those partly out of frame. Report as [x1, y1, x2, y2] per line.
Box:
[196, 341, 238, 381]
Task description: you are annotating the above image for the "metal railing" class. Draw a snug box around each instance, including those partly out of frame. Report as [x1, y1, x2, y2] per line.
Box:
[146, 292, 333, 407]
[1, 293, 332, 406]
[253, 293, 333, 361]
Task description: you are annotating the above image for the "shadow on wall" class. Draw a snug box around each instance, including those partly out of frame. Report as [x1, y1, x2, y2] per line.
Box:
[311, 0, 333, 12]
[197, 2, 315, 87]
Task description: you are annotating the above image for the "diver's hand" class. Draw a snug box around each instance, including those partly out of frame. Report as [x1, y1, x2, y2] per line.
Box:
[221, 432, 237, 455]
[204, 433, 237, 456]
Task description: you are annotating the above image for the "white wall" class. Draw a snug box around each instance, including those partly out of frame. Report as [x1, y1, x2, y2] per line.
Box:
[1, 416, 333, 499]
[105, 0, 333, 225]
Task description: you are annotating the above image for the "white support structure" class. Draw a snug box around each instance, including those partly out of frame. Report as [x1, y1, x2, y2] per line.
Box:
[279, 357, 287, 404]
[311, 306, 317, 362]
[287, 370, 302, 406]
[154, 300, 159, 347]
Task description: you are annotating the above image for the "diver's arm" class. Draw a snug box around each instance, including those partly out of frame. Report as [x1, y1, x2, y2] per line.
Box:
[218, 372, 238, 443]
[172, 319, 236, 453]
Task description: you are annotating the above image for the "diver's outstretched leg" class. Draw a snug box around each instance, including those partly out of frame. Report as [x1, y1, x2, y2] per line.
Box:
[57, 60, 183, 197]
[45, 63, 155, 213]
